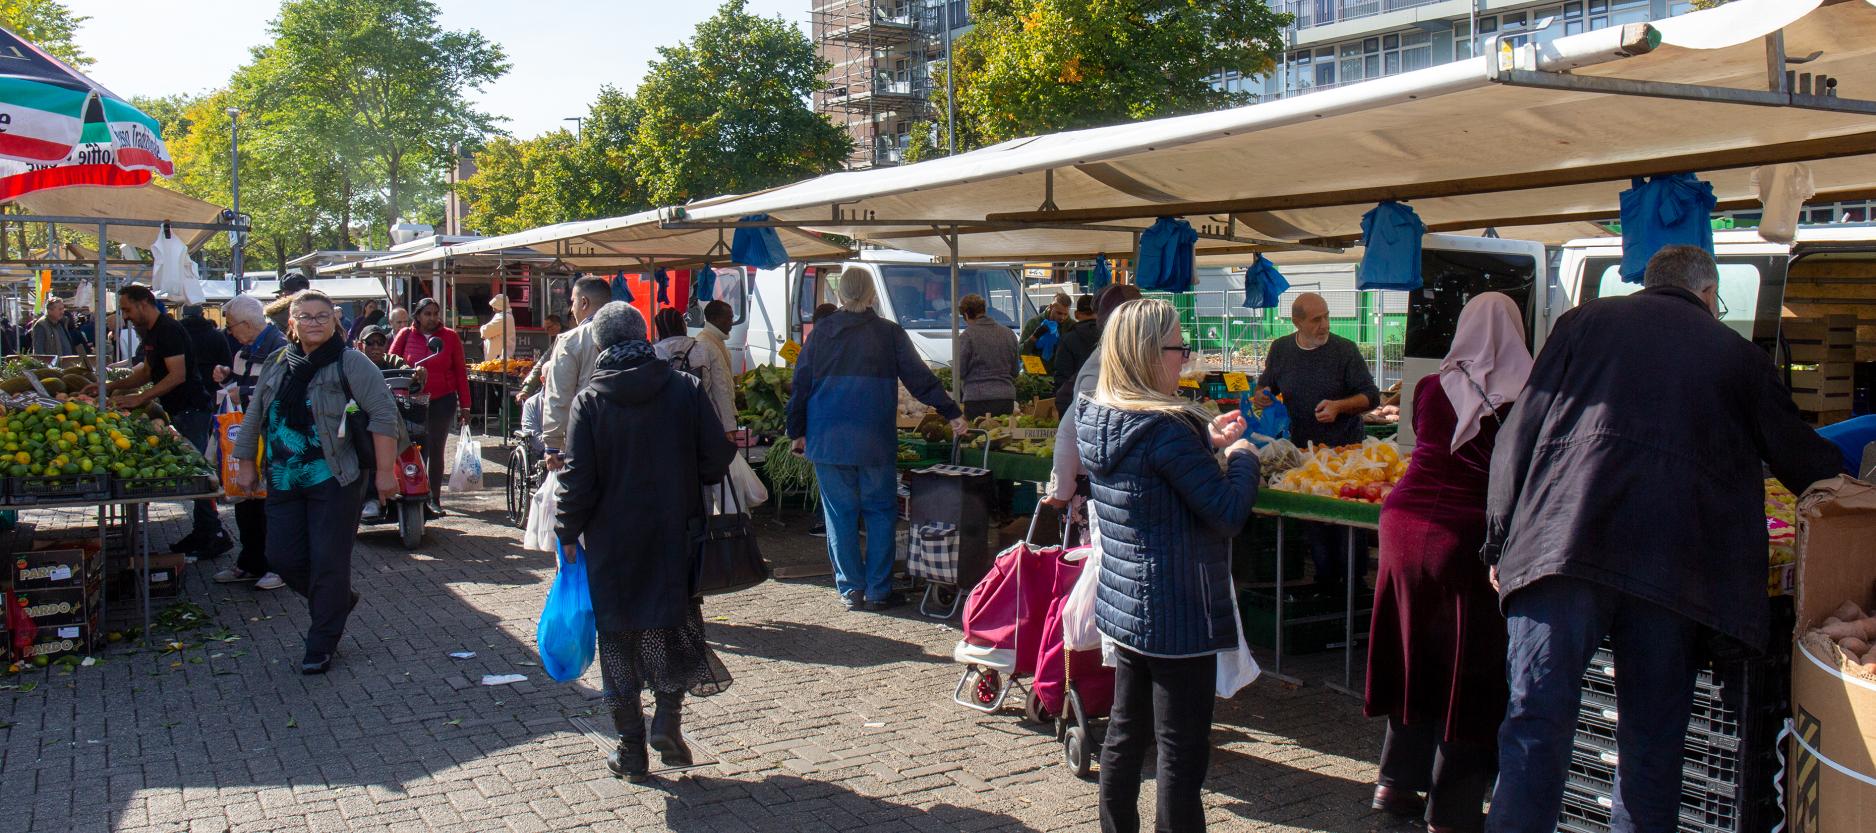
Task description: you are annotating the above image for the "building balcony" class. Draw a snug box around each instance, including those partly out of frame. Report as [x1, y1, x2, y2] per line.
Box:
[821, 9, 923, 46]
[1291, 0, 1452, 30]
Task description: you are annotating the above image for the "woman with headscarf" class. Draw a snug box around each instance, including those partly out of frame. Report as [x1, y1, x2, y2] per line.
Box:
[1363, 292, 1533, 833]
[555, 302, 737, 782]
[479, 294, 517, 364]
[389, 298, 470, 514]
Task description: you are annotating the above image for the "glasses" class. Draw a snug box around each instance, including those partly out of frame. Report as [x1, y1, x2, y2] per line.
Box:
[1716, 292, 1730, 319]
[1162, 345, 1192, 361]
[292, 312, 336, 325]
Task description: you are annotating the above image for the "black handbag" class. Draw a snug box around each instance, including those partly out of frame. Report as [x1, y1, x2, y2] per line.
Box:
[338, 369, 377, 472]
[690, 476, 769, 597]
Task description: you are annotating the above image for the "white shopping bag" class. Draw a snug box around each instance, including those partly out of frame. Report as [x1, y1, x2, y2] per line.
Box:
[1215, 592, 1262, 697]
[729, 453, 767, 507]
[1062, 544, 1102, 652]
[523, 469, 561, 552]
[448, 425, 484, 492]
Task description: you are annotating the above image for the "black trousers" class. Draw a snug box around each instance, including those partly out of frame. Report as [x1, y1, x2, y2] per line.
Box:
[266, 476, 365, 655]
[423, 392, 458, 503]
[1378, 715, 1497, 830]
[233, 499, 269, 576]
[963, 398, 1015, 420]
[1100, 647, 1217, 833]
[172, 408, 224, 542]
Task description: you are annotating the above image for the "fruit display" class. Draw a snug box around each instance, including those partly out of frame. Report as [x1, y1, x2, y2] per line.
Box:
[471, 358, 534, 375]
[1267, 439, 1411, 503]
[0, 400, 210, 494]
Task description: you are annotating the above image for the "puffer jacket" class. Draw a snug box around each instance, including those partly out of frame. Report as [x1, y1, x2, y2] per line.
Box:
[1077, 401, 1260, 657]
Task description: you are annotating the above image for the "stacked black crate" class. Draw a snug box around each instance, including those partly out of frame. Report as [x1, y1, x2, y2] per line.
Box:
[1557, 600, 1793, 833]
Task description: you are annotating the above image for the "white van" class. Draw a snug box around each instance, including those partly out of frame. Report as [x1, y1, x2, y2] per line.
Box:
[739, 249, 1036, 369]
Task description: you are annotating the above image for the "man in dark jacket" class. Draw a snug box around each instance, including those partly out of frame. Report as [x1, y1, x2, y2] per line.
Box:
[1481, 246, 1841, 833]
[1052, 294, 1099, 414]
[788, 267, 964, 611]
[178, 305, 236, 558]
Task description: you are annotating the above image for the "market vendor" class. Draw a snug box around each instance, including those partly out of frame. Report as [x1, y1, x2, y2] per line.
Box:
[1481, 247, 1842, 832]
[1253, 292, 1381, 597]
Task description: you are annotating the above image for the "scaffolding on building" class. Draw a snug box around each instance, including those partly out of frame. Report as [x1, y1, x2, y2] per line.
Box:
[812, 0, 938, 169]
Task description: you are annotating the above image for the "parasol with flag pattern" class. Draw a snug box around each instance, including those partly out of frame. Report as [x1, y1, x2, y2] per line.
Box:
[0, 24, 172, 202]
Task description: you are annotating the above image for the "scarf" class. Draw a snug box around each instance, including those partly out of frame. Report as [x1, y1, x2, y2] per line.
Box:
[280, 337, 346, 429]
[1438, 292, 1533, 452]
[595, 338, 657, 372]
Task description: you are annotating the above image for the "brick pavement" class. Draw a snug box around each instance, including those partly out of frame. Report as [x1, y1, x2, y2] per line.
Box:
[1, 440, 1407, 833]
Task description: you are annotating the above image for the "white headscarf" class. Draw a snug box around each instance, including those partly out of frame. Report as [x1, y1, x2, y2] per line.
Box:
[1438, 292, 1533, 452]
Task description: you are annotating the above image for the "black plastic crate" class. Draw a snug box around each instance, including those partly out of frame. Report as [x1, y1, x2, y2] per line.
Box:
[1579, 677, 1756, 740]
[6, 473, 109, 504]
[1572, 718, 1744, 800]
[1565, 757, 1744, 832]
[110, 473, 216, 499]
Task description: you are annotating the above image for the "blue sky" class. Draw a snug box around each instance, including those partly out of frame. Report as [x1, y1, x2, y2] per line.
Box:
[72, 0, 811, 138]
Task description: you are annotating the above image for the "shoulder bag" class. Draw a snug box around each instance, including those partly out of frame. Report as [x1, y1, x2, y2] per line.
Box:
[690, 473, 770, 597]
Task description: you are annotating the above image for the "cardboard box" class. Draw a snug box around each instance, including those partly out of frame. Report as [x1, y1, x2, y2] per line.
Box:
[23, 616, 98, 660]
[11, 547, 99, 591]
[1787, 477, 1876, 833]
[16, 580, 100, 628]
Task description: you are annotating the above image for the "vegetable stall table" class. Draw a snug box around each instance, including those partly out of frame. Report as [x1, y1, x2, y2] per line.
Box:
[1249, 488, 1381, 694]
[467, 370, 526, 440]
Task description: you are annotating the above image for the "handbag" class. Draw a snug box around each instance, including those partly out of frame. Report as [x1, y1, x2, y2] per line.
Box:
[337, 369, 376, 472]
[690, 478, 770, 596]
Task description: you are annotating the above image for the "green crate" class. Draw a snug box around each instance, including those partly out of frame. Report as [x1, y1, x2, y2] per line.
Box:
[1238, 587, 1372, 655]
[1232, 515, 1309, 585]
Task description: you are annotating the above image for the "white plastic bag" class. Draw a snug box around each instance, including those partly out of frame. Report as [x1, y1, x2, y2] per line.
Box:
[448, 425, 484, 492]
[1062, 545, 1102, 652]
[523, 469, 561, 552]
[150, 233, 207, 306]
[1215, 591, 1262, 697]
[729, 454, 767, 507]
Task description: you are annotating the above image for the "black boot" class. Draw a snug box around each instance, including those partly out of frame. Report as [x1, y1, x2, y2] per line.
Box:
[606, 695, 650, 783]
[647, 691, 692, 768]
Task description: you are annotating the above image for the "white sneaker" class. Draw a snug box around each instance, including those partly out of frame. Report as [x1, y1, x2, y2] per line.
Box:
[212, 567, 257, 583]
[255, 573, 285, 591]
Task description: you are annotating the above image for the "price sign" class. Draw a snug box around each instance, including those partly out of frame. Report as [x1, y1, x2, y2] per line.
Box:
[1178, 376, 1200, 389]
[1021, 354, 1048, 375]
[778, 339, 801, 365]
[1222, 372, 1250, 392]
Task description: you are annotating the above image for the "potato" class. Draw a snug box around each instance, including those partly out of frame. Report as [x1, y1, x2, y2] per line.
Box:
[1859, 618, 1876, 642]
[1825, 617, 1845, 628]
[1836, 601, 1869, 622]
[1822, 621, 1863, 641]
[1842, 637, 1871, 657]
[1864, 647, 1876, 666]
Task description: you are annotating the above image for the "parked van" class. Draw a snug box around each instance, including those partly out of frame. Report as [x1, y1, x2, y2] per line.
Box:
[739, 249, 1036, 369]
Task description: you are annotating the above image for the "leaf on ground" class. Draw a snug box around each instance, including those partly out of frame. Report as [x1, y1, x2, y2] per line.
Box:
[444, 718, 462, 726]
[160, 721, 180, 729]
[286, 717, 298, 729]
[19, 682, 37, 693]
[0, 720, 12, 730]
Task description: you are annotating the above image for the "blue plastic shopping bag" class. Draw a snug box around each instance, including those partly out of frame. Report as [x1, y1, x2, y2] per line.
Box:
[1240, 390, 1291, 443]
[537, 538, 596, 683]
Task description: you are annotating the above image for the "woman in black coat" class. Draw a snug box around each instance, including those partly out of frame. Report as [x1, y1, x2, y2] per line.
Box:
[554, 301, 738, 782]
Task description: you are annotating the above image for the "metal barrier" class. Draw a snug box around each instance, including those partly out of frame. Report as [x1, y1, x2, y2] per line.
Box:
[1141, 288, 1407, 392]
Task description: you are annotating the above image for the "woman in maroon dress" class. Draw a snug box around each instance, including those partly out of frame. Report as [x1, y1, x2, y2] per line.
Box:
[1364, 292, 1532, 832]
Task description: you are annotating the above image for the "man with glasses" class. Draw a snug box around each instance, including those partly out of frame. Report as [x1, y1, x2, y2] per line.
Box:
[101, 284, 220, 555]
[1253, 292, 1381, 597]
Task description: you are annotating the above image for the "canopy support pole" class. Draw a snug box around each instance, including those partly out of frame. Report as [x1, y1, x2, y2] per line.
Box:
[944, 225, 961, 394]
[1766, 31, 1787, 94]
[1038, 169, 1058, 213]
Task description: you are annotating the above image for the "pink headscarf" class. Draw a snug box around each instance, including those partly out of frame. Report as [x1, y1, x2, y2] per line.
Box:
[1438, 292, 1533, 452]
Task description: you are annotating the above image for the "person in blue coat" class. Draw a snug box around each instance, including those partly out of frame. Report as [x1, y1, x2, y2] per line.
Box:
[788, 268, 965, 611]
[1076, 298, 1260, 833]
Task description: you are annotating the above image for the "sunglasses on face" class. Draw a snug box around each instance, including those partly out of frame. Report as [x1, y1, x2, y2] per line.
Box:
[1162, 345, 1191, 361]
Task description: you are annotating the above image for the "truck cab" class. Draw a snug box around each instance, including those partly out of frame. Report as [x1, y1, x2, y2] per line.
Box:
[740, 249, 1036, 369]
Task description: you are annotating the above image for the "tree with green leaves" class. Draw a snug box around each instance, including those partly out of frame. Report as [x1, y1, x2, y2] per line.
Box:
[242, 0, 508, 236]
[939, 0, 1290, 150]
[461, 86, 648, 235]
[0, 0, 89, 67]
[627, 0, 851, 205]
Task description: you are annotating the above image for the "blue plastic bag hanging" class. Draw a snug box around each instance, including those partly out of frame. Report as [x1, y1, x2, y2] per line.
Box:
[1134, 218, 1197, 292]
[1088, 253, 1112, 292]
[692, 264, 717, 307]
[730, 214, 790, 269]
[652, 267, 671, 306]
[1239, 390, 1291, 443]
[537, 538, 597, 683]
[1618, 173, 1716, 283]
[1241, 254, 1289, 309]
[608, 271, 634, 304]
[1356, 201, 1426, 291]
[1035, 318, 1061, 363]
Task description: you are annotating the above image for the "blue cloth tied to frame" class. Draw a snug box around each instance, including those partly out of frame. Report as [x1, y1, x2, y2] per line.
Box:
[692, 265, 716, 307]
[652, 267, 670, 306]
[1086, 253, 1112, 292]
[731, 214, 790, 269]
[1134, 218, 1197, 292]
[1619, 173, 1717, 284]
[1241, 254, 1289, 309]
[1356, 201, 1426, 291]
[608, 271, 634, 304]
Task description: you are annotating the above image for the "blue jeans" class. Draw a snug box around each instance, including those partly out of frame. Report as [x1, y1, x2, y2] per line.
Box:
[814, 463, 898, 602]
[1487, 577, 1704, 833]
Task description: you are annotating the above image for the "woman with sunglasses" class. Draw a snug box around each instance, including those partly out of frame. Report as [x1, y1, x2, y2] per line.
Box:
[389, 297, 470, 514]
[1363, 292, 1532, 832]
[1076, 298, 1260, 833]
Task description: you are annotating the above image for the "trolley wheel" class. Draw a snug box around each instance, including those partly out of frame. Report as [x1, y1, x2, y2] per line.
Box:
[1023, 690, 1048, 725]
[1064, 725, 1093, 779]
[506, 444, 532, 527]
[399, 500, 425, 549]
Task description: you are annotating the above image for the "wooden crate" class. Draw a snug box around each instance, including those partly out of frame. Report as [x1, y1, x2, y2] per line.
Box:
[1792, 390, 1853, 412]
[1790, 364, 1855, 396]
[1802, 409, 1855, 427]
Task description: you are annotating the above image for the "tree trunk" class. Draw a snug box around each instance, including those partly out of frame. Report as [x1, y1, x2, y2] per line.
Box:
[385, 150, 403, 237]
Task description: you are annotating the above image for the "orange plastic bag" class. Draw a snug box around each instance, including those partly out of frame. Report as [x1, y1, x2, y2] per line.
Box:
[217, 411, 264, 499]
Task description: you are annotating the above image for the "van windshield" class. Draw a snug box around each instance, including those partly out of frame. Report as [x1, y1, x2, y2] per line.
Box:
[878, 265, 1028, 331]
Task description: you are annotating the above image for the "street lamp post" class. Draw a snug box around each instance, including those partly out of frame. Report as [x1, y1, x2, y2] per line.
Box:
[226, 106, 245, 290]
[564, 116, 583, 141]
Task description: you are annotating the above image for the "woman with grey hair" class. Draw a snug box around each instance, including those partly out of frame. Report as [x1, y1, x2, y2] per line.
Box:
[555, 301, 737, 782]
[786, 267, 964, 611]
[211, 295, 289, 590]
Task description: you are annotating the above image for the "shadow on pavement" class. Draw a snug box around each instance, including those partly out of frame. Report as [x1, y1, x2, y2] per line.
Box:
[654, 773, 1044, 832]
[707, 619, 948, 667]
